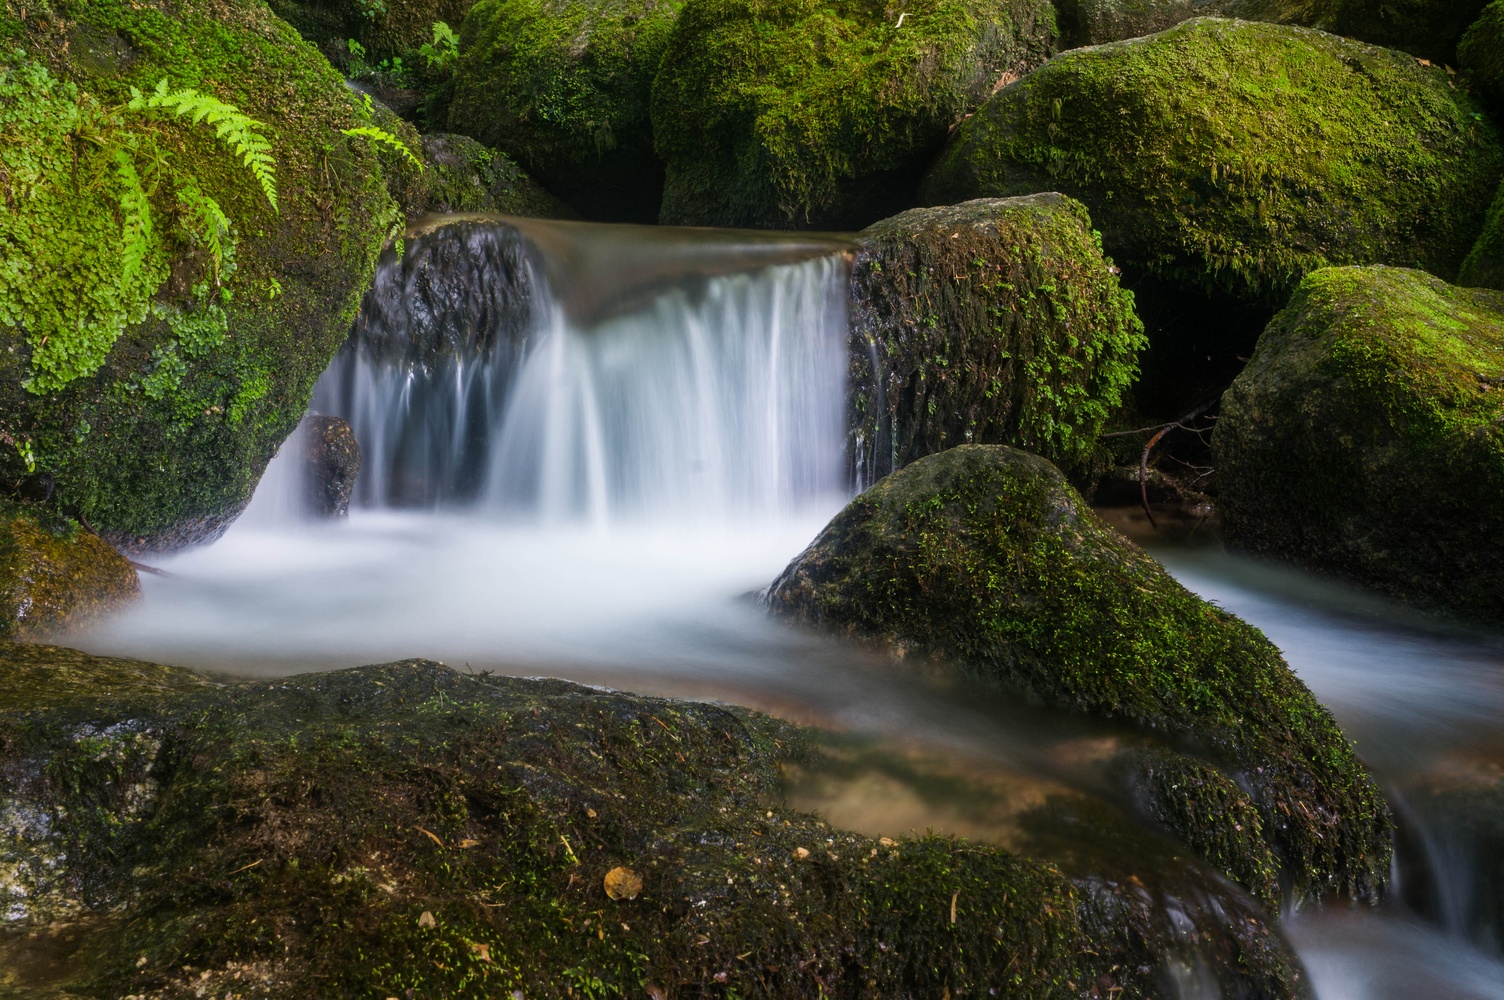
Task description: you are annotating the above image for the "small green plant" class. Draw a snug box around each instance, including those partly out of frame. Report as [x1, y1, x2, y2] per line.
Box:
[341, 125, 423, 172]
[419, 21, 460, 72]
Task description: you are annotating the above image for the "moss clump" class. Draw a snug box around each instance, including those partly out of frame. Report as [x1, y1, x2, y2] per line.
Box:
[922, 18, 1503, 304]
[1215, 265, 1504, 622]
[848, 194, 1145, 482]
[0, 0, 399, 550]
[267, 0, 475, 62]
[767, 444, 1393, 902]
[1461, 177, 1504, 290]
[651, 0, 1057, 229]
[0, 648, 1306, 998]
[417, 132, 577, 216]
[447, 0, 682, 222]
[1461, 1, 1504, 103]
[0, 502, 138, 640]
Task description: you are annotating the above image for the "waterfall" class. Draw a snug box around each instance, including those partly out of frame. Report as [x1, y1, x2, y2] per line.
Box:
[312, 218, 851, 525]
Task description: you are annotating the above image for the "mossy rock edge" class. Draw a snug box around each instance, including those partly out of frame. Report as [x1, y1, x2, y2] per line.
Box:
[0, 502, 138, 640]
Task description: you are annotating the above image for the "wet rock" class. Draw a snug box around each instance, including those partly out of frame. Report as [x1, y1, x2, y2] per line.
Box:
[300, 417, 362, 519]
[766, 444, 1394, 904]
[847, 194, 1144, 483]
[416, 133, 577, 218]
[0, 505, 138, 641]
[922, 18, 1502, 305]
[652, 0, 1058, 229]
[0, 646, 1302, 997]
[1215, 266, 1504, 623]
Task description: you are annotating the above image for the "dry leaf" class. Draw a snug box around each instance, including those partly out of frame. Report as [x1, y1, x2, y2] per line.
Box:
[604, 866, 643, 900]
[470, 943, 492, 963]
[418, 910, 437, 929]
[415, 826, 444, 847]
[456, 838, 480, 849]
[793, 846, 810, 859]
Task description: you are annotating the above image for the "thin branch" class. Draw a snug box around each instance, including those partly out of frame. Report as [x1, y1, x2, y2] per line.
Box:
[77, 514, 173, 578]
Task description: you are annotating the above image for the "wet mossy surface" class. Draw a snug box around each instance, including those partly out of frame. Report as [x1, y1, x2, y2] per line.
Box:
[0, 647, 1308, 998]
[1462, 0, 1504, 103]
[0, 0, 397, 551]
[266, 0, 476, 63]
[651, 0, 1057, 229]
[417, 133, 578, 218]
[1461, 177, 1504, 290]
[766, 444, 1394, 904]
[847, 194, 1145, 482]
[0, 502, 138, 641]
[447, 0, 682, 222]
[1215, 265, 1504, 623]
[922, 18, 1502, 305]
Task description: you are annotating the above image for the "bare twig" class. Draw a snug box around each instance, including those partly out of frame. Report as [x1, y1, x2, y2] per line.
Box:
[76, 514, 173, 578]
[1139, 423, 1172, 530]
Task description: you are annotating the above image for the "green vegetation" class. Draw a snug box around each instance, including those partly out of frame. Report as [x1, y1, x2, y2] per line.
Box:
[1216, 265, 1504, 622]
[651, 0, 1057, 229]
[922, 18, 1502, 303]
[1461, 0, 1504, 102]
[1461, 178, 1504, 289]
[266, 0, 477, 63]
[849, 194, 1145, 479]
[0, 500, 139, 640]
[766, 444, 1394, 902]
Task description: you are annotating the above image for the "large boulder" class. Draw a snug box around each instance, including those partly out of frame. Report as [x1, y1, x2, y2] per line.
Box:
[1461, 2, 1504, 104]
[1215, 266, 1504, 622]
[0, 1, 399, 551]
[848, 194, 1144, 482]
[922, 18, 1502, 304]
[0, 647, 1303, 998]
[1461, 177, 1504, 290]
[766, 444, 1393, 903]
[447, 0, 682, 222]
[0, 504, 138, 639]
[266, 0, 476, 62]
[651, 0, 1058, 229]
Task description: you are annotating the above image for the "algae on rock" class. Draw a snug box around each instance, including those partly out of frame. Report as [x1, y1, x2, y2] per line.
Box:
[652, 0, 1058, 229]
[1215, 265, 1504, 623]
[0, 504, 138, 641]
[922, 18, 1502, 304]
[848, 194, 1144, 482]
[766, 444, 1393, 904]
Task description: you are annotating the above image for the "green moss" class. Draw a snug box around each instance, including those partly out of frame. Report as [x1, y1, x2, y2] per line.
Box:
[651, 0, 1057, 229]
[1461, 0, 1504, 103]
[767, 444, 1393, 902]
[922, 17, 1503, 304]
[849, 194, 1145, 480]
[1054, 0, 1212, 47]
[1461, 176, 1504, 290]
[417, 132, 577, 216]
[447, 0, 681, 222]
[0, 0, 398, 549]
[267, 0, 476, 62]
[0, 502, 139, 640]
[1215, 265, 1504, 622]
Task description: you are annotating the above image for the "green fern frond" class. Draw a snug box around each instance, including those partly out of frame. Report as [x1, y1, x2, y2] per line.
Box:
[113, 148, 154, 289]
[341, 125, 423, 172]
[130, 79, 278, 211]
[177, 180, 233, 274]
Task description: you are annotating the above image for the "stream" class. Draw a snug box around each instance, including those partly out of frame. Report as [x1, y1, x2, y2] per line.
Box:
[71, 217, 1504, 998]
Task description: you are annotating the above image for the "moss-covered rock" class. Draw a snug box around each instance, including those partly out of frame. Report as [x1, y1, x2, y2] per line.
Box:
[446, 0, 681, 223]
[848, 194, 1144, 483]
[267, 0, 474, 62]
[921, 18, 1502, 304]
[1462, 2, 1504, 104]
[417, 133, 578, 216]
[0, 1, 399, 551]
[766, 444, 1393, 903]
[0, 646, 1304, 998]
[1461, 177, 1504, 290]
[1215, 265, 1504, 622]
[651, 0, 1058, 229]
[1054, 0, 1217, 47]
[0, 504, 138, 640]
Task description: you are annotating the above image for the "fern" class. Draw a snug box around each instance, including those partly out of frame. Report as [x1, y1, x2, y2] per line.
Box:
[341, 125, 423, 173]
[113, 148, 153, 289]
[129, 79, 278, 211]
[176, 179, 233, 274]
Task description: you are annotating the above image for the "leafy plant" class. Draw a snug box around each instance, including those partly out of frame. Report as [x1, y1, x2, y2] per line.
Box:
[128, 78, 278, 211]
[419, 21, 460, 72]
[341, 125, 423, 172]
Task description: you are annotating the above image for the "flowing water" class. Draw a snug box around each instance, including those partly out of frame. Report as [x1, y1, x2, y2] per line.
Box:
[71, 217, 1504, 998]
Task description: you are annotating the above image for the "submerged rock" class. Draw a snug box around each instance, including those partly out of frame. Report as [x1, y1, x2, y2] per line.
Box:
[766, 444, 1393, 904]
[848, 194, 1144, 482]
[300, 416, 362, 519]
[652, 0, 1058, 229]
[0, 646, 1303, 998]
[447, 0, 682, 222]
[0, 1, 399, 551]
[1215, 266, 1504, 622]
[922, 18, 1502, 304]
[0, 506, 138, 640]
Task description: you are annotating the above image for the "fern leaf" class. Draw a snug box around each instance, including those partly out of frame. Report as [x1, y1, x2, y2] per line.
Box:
[341, 125, 423, 173]
[177, 180, 233, 274]
[114, 148, 154, 290]
[131, 80, 279, 211]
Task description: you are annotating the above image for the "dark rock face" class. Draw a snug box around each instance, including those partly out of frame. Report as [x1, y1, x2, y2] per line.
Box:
[767, 444, 1393, 904]
[922, 18, 1502, 305]
[1462, 1, 1504, 103]
[1215, 266, 1504, 623]
[300, 416, 362, 518]
[0, 647, 1303, 998]
[0, 506, 139, 640]
[1462, 178, 1504, 292]
[847, 194, 1144, 484]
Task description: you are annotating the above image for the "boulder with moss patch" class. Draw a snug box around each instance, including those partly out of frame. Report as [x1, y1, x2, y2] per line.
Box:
[1462, 2, 1504, 103]
[447, 0, 682, 222]
[1215, 266, 1504, 621]
[265, 0, 474, 63]
[1462, 178, 1504, 290]
[0, 1, 399, 551]
[766, 444, 1393, 903]
[848, 194, 1144, 483]
[0, 646, 1304, 998]
[922, 18, 1502, 304]
[651, 0, 1058, 229]
[0, 503, 138, 640]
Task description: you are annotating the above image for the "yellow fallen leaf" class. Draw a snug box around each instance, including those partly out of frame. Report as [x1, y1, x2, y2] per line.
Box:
[418, 910, 437, 929]
[604, 866, 643, 900]
[793, 847, 810, 860]
[457, 839, 480, 849]
[415, 826, 444, 847]
[470, 942, 492, 963]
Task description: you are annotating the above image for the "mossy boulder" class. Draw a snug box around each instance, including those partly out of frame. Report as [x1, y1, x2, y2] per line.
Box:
[848, 194, 1144, 483]
[0, 647, 1304, 998]
[651, 0, 1058, 229]
[267, 0, 475, 61]
[766, 444, 1393, 903]
[417, 133, 578, 216]
[921, 18, 1503, 304]
[1461, 177, 1504, 290]
[0, 1, 399, 551]
[1215, 266, 1504, 622]
[0, 504, 138, 640]
[447, 0, 682, 222]
[1054, 0, 1220, 46]
[1462, 2, 1504, 104]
